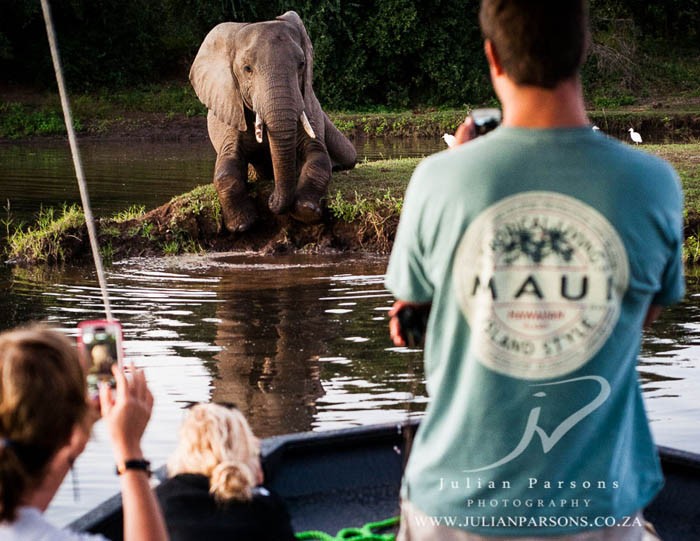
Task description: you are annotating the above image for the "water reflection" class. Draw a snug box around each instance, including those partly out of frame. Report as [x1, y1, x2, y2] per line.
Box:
[0, 254, 426, 525]
[639, 274, 700, 452]
[209, 261, 330, 435]
[0, 140, 215, 225]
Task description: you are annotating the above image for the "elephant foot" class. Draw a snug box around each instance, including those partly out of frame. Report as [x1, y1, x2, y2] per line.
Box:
[221, 198, 258, 233]
[291, 198, 323, 224]
[268, 191, 294, 215]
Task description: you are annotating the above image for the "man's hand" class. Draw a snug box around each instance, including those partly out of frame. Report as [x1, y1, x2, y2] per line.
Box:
[389, 300, 431, 347]
[644, 305, 663, 328]
[452, 116, 477, 147]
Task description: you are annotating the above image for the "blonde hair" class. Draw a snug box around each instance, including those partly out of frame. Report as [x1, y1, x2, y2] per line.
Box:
[0, 325, 88, 522]
[168, 404, 261, 502]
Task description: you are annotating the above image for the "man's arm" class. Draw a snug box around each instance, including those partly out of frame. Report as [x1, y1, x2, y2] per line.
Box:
[644, 305, 664, 328]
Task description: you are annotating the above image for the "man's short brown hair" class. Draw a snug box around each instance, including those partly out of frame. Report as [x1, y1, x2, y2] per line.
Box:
[479, 0, 590, 89]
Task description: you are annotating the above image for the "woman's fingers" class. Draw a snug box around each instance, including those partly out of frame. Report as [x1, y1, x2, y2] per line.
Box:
[99, 380, 114, 417]
[129, 363, 143, 399]
[112, 363, 129, 402]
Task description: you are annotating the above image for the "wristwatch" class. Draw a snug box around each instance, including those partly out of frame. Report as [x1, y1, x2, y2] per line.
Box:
[115, 458, 152, 477]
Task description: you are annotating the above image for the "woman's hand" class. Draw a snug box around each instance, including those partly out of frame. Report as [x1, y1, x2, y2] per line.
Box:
[99, 364, 167, 541]
[99, 363, 154, 464]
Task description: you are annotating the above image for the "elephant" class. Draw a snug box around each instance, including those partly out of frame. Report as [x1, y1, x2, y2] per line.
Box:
[190, 11, 357, 232]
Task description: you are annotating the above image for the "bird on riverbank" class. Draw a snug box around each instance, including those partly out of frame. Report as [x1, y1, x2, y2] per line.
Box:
[628, 128, 643, 144]
[592, 125, 600, 131]
[442, 133, 456, 148]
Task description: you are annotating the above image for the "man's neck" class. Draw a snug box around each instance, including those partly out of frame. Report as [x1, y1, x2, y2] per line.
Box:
[499, 77, 590, 129]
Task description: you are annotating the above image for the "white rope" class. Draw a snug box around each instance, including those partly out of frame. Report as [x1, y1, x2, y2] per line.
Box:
[40, 0, 114, 321]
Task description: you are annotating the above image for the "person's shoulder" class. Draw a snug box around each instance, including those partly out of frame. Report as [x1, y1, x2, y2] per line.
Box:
[409, 135, 494, 191]
[598, 134, 678, 178]
[593, 135, 682, 203]
[250, 486, 295, 522]
[249, 487, 296, 540]
[251, 485, 288, 508]
[157, 473, 212, 508]
[0, 507, 107, 541]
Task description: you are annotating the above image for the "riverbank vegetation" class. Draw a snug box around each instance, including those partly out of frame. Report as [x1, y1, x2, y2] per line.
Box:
[2, 1, 700, 140]
[2, 92, 699, 142]
[2, 1, 699, 106]
[4, 145, 700, 265]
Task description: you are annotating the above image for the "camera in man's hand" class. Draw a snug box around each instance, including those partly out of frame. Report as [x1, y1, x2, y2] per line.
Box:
[396, 305, 431, 348]
[471, 108, 501, 136]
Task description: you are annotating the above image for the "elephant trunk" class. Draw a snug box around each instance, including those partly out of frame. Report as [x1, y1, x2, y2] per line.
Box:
[255, 79, 316, 214]
[264, 107, 299, 215]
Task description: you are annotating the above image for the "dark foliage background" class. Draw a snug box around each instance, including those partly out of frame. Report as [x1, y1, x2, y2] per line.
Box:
[1, 0, 698, 109]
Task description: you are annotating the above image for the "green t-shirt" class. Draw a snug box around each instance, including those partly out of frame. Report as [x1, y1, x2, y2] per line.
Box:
[385, 126, 684, 536]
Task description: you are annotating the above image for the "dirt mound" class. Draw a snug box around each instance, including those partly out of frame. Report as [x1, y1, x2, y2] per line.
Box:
[4, 183, 398, 266]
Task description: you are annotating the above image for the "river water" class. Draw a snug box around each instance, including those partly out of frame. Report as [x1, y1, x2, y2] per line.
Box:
[0, 138, 699, 526]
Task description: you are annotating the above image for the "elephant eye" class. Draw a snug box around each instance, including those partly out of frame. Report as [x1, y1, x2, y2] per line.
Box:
[243, 65, 253, 74]
[298, 60, 305, 71]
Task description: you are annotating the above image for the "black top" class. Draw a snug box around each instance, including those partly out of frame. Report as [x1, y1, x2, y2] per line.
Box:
[157, 473, 297, 541]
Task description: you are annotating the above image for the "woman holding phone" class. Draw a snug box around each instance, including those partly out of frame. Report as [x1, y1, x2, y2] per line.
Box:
[0, 324, 167, 541]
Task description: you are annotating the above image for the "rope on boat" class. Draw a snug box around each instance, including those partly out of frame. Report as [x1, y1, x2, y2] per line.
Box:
[295, 516, 399, 541]
[39, 0, 114, 321]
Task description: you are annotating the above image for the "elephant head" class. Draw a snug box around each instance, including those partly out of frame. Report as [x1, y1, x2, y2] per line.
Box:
[190, 12, 355, 231]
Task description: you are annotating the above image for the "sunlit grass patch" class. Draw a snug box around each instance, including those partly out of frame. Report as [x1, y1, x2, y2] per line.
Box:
[6, 204, 85, 263]
[113, 204, 146, 222]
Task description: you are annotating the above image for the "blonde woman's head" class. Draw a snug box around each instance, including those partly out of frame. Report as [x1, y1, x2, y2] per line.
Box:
[168, 403, 261, 502]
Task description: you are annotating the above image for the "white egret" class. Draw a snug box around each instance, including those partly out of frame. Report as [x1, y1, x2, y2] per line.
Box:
[628, 128, 642, 145]
[592, 125, 600, 131]
[442, 133, 456, 148]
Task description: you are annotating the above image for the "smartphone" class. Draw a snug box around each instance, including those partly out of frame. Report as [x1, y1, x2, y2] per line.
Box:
[77, 320, 124, 395]
[471, 108, 502, 136]
[396, 305, 431, 348]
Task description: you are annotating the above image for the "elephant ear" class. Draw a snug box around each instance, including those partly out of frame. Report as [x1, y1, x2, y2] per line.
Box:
[190, 22, 248, 132]
[276, 11, 314, 102]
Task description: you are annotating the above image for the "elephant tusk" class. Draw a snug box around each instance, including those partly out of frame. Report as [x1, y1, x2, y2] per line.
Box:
[300, 111, 316, 139]
[255, 112, 264, 143]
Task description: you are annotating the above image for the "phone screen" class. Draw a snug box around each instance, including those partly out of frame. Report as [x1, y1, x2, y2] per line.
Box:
[77, 320, 123, 395]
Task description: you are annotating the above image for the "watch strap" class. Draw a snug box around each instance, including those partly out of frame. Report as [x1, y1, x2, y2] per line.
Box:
[116, 458, 152, 477]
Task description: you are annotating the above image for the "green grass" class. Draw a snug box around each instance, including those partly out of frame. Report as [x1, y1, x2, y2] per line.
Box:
[169, 184, 220, 221]
[6, 204, 85, 263]
[331, 158, 421, 200]
[113, 204, 146, 222]
[0, 102, 80, 139]
[3, 79, 699, 140]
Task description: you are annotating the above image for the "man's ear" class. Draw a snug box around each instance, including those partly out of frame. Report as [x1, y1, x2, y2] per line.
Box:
[484, 39, 504, 76]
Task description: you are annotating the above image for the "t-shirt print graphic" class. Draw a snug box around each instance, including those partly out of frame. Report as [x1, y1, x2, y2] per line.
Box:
[454, 191, 629, 380]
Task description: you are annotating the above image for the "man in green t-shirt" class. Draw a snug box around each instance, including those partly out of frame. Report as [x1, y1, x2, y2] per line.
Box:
[386, 1, 684, 540]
